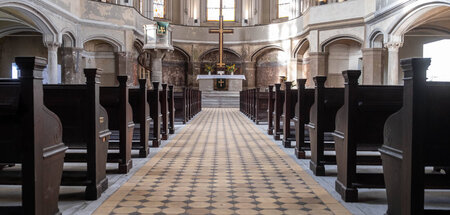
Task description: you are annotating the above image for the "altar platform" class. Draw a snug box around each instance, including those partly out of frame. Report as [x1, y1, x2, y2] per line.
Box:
[197, 75, 246, 92]
[197, 75, 245, 108]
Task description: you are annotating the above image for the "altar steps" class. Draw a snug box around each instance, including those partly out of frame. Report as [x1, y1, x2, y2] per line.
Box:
[202, 91, 240, 108]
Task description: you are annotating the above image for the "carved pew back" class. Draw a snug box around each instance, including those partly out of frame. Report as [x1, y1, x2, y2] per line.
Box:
[0, 57, 67, 215]
[148, 82, 161, 147]
[282, 82, 299, 148]
[43, 69, 111, 200]
[307, 76, 344, 176]
[333, 70, 403, 202]
[381, 58, 450, 215]
[128, 79, 150, 158]
[100, 76, 135, 173]
[294, 79, 315, 159]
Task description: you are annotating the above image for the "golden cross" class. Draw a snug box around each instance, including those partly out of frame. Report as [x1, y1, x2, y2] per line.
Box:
[209, 0, 234, 68]
[218, 79, 225, 87]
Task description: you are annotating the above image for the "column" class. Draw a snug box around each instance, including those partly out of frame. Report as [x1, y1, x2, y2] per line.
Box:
[362, 48, 385, 85]
[386, 42, 402, 85]
[243, 61, 256, 89]
[288, 58, 298, 81]
[46, 42, 60, 84]
[149, 49, 167, 85]
[60, 47, 83, 84]
[308, 52, 327, 87]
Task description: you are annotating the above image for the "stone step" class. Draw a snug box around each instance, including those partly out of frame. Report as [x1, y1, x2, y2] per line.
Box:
[202, 91, 240, 108]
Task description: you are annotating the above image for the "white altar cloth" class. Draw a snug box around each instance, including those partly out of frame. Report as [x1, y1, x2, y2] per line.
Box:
[196, 75, 246, 80]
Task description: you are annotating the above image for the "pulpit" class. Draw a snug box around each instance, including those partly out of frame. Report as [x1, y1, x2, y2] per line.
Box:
[197, 75, 246, 92]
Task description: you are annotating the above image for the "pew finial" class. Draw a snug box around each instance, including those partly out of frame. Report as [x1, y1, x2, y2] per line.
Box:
[342, 70, 361, 86]
[401, 58, 431, 82]
[84, 68, 101, 85]
[313, 76, 327, 88]
[15, 57, 47, 79]
[297, 79, 307, 89]
[285, 81, 292, 90]
[138, 78, 147, 89]
[117, 75, 128, 86]
[152, 82, 160, 91]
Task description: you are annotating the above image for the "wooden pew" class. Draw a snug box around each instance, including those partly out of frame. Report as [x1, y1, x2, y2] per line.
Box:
[255, 89, 269, 124]
[100, 76, 135, 174]
[267, 86, 275, 135]
[128, 79, 151, 158]
[168, 85, 175, 134]
[293, 79, 315, 159]
[174, 88, 187, 124]
[250, 89, 256, 121]
[273, 84, 285, 140]
[307, 77, 344, 176]
[160, 84, 169, 140]
[333, 70, 403, 202]
[381, 58, 450, 215]
[148, 82, 161, 147]
[0, 57, 67, 215]
[43, 69, 111, 200]
[282, 82, 298, 148]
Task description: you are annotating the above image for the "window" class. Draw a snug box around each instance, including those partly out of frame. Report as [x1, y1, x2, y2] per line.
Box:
[154, 0, 165, 18]
[207, 0, 236, 22]
[424, 39, 450, 82]
[278, 0, 290, 18]
[12, 63, 19, 79]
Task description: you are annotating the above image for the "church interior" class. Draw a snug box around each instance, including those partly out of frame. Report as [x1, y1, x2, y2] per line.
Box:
[0, 0, 449, 214]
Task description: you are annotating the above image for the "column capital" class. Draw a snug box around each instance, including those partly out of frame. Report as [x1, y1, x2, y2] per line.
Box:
[385, 42, 403, 51]
[45, 42, 61, 51]
[148, 49, 170, 59]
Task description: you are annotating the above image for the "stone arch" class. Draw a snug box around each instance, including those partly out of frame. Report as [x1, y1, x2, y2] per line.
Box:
[292, 38, 310, 58]
[162, 47, 191, 90]
[255, 48, 288, 88]
[199, 48, 243, 75]
[0, 1, 59, 44]
[61, 31, 76, 48]
[293, 39, 311, 82]
[388, 1, 450, 44]
[251, 45, 284, 62]
[321, 35, 363, 52]
[323, 37, 363, 87]
[83, 35, 124, 52]
[83, 38, 121, 86]
[368, 30, 386, 48]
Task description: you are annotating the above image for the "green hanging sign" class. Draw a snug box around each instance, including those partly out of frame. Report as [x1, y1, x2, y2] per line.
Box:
[157, 22, 169, 35]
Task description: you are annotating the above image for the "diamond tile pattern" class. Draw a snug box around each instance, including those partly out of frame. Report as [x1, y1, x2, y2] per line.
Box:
[94, 108, 350, 215]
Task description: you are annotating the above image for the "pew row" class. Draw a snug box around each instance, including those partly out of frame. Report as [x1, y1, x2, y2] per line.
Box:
[273, 84, 285, 140]
[148, 82, 161, 147]
[293, 79, 315, 159]
[43, 69, 111, 200]
[129, 79, 151, 158]
[0, 57, 67, 215]
[381, 58, 450, 215]
[282, 82, 298, 148]
[333, 70, 403, 202]
[100, 76, 135, 174]
[307, 77, 344, 176]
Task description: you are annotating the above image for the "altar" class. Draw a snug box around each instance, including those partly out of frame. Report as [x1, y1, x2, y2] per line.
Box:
[197, 75, 246, 92]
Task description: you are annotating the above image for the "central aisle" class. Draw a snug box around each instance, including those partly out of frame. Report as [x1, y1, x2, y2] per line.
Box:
[94, 108, 350, 215]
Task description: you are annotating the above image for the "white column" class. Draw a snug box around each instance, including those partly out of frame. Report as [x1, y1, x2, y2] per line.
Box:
[386, 42, 402, 85]
[149, 49, 167, 84]
[46, 43, 60, 84]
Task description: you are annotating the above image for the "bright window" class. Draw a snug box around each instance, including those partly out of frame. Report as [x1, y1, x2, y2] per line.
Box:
[207, 0, 235, 22]
[12, 63, 19, 79]
[423, 39, 450, 82]
[154, 0, 165, 18]
[278, 0, 290, 18]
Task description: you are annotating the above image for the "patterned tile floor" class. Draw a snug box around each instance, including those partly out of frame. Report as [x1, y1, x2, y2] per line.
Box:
[94, 108, 350, 215]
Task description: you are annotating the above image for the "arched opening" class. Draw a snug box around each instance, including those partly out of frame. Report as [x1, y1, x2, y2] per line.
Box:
[255, 49, 288, 89]
[162, 48, 190, 91]
[323, 38, 362, 87]
[199, 49, 242, 75]
[294, 40, 312, 86]
[0, 5, 59, 83]
[83, 39, 119, 86]
[396, 6, 450, 82]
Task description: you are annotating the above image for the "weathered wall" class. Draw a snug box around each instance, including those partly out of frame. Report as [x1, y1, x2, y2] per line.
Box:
[256, 50, 288, 88]
[0, 35, 48, 78]
[162, 49, 188, 91]
[84, 40, 117, 86]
